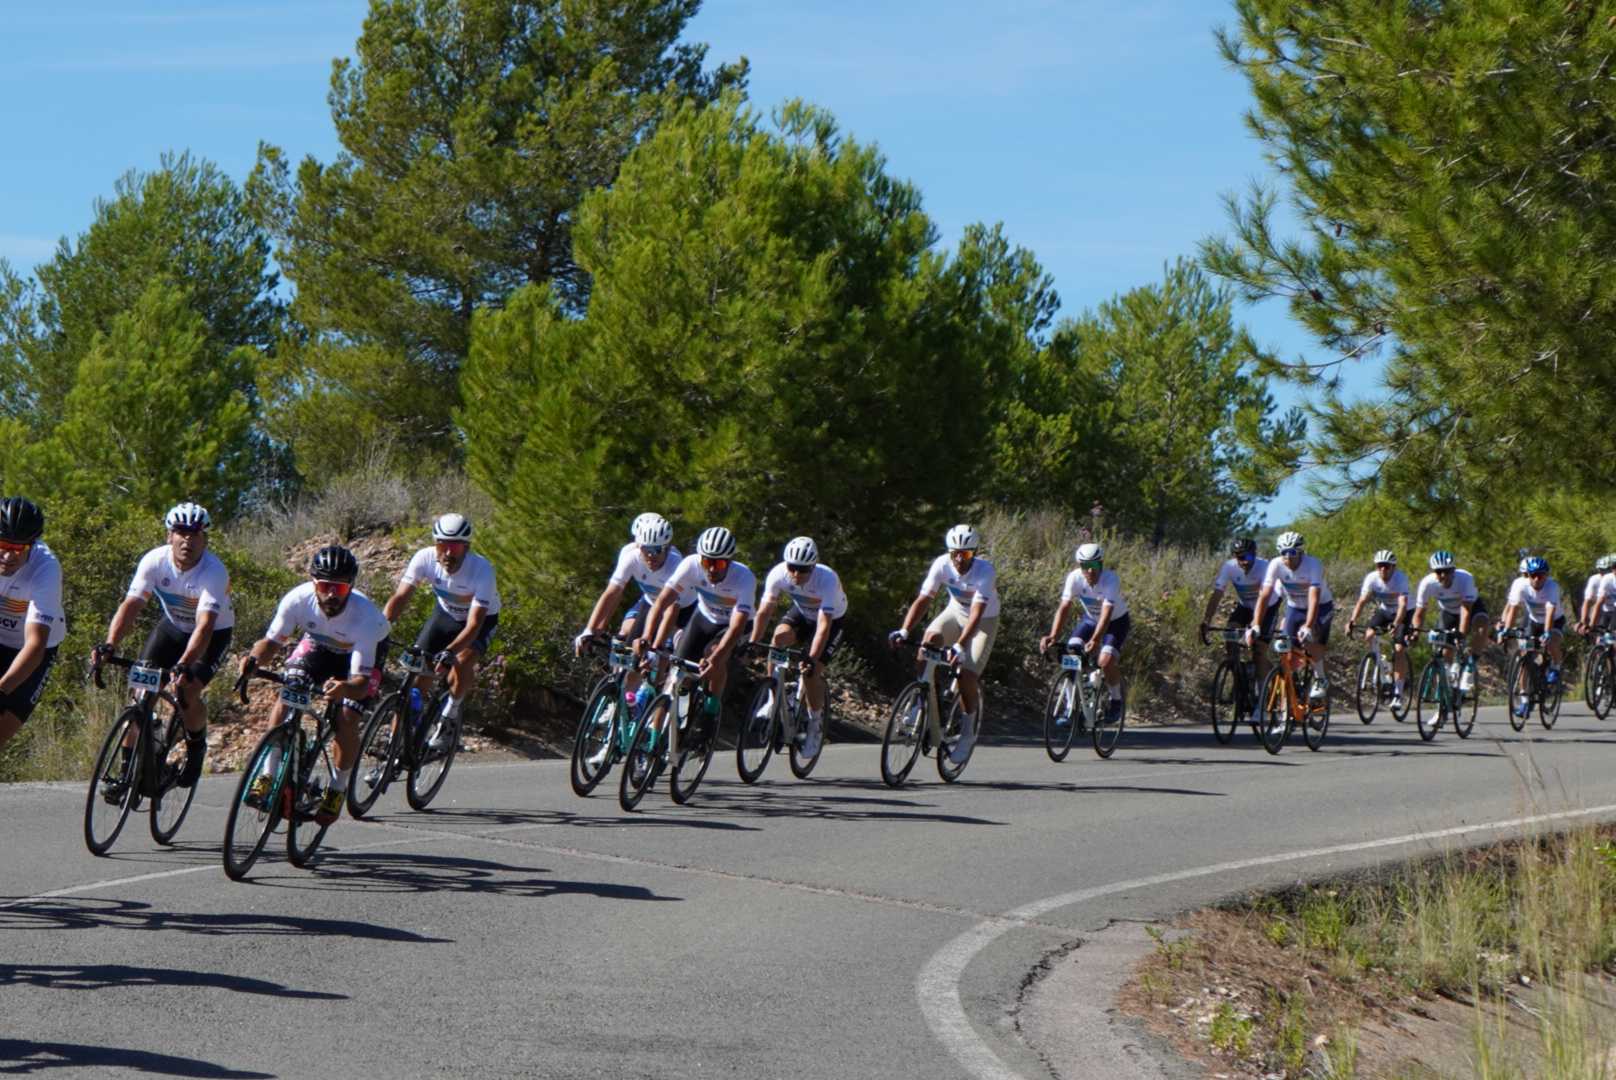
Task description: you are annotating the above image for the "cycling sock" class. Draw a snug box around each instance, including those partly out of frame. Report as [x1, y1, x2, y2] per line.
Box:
[330, 768, 350, 793]
[1312, 659, 1326, 678]
[1394, 678, 1405, 694]
[807, 707, 822, 721]
[1108, 685, 1122, 701]
[444, 696, 463, 719]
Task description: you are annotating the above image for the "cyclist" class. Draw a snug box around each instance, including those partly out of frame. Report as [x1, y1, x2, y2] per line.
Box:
[636, 526, 757, 723]
[573, 512, 695, 690]
[1496, 554, 1564, 718]
[1200, 537, 1275, 705]
[748, 536, 848, 758]
[96, 503, 234, 787]
[1248, 530, 1334, 700]
[382, 513, 500, 743]
[0, 498, 64, 754]
[1039, 542, 1128, 724]
[1409, 550, 1489, 690]
[1345, 550, 1411, 712]
[1576, 554, 1612, 637]
[1595, 554, 1616, 634]
[238, 545, 391, 825]
[889, 524, 998, 765]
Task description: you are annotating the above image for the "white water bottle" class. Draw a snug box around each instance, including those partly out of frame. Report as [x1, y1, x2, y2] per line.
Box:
[1448, 661, 1461, 684]
[1459, 662, 1475, 691]
[1088, 669, 1104, 689]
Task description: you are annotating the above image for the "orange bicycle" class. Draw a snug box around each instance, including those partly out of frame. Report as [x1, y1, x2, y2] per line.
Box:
[1255, 634, 1330, 754]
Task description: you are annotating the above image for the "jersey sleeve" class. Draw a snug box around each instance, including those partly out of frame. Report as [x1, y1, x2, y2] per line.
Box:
[1103, 571, 1125, 609]
[399, 548, 433, 587]
[1358, 571, 1377, 600]
[196, 559, 229, 616]
[1506, 577, 1528, 607]
[26, 559, 64, 633]
[1414, 574, 1435, 611]
[1211, 561, 1233, 591]
[347, 607, 393, 675]
[472, 558, 499, 611]
[822, 569, 848, 618]
[760, 564, 787, 609]
[606, 544, 638, 589]
[126, 548, 163, 600]
[972, 562, 997, 608]
[1060, 569, 1078, 603]
[734, 567, 758, 616]
[265, 590, 303, 643]
[919, 555, 946, 598]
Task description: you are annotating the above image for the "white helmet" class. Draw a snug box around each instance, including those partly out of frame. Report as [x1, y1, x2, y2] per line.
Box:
[1597, 554, 1613, 573]
[1074, 542, 1103, 565]
[632, 513, 673, 547]
[1373, 549, 1396, 566]
[164, 502, 211, 531]
[432, 513, 473, 542]
[945, 524, 979, 552]
[783, 536, 818, 568]
[1428, 550, 1455, 571]
[1517, 556, 1531, 575]
[697, 526, 737, 559]
[1276, 530, 1304, 553]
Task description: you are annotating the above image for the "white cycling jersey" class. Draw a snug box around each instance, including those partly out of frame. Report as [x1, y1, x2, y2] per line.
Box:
[1584, 573, 1604, 612]
[1358, 568, 1410, 617]
[126, 546, 235, 633]
[921, 554, 1000, 619]
[0, 542, 65, 649]
[1414, 569, 1480, 615]
[1506, 576, 1563, 625]
[665, 554, 757, 623]
[400, 547, 501, 620]
[607, 542, 691, 606]
[266, 583, 392, 675]
[761, 563, 848, 620]
[1262, 554, 1334, 610]
[1598, 571, 1616, 614]
[1062, 568, 1129, 621]
[1212, 558, 1269, 609]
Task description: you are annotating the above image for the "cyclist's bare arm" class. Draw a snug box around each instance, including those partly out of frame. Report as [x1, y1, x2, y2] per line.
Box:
[808, 610, 832, 664]
[1347, 593, 1369, 629]
[178, 609, 218, 671]
[897, 592, 932, 639]
[640, 586, 679, 652]
[103, 594, 147, 650]
[749, 591, 784, 646]
[1200, 587, 1224, 630]
[582, 582, 625, 635]
[441, 604, 487, 657]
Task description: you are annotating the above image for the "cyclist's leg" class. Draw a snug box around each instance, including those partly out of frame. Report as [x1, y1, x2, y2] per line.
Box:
[800, 615, 844, 715]
[1544, 616, 1566, 670]
[1256, 603, 1279, 681]
[923, 607, 965, 687]
[617, 600, 649, 694]
[1097, 616, 1128, 720]
[954, 616, 998, 718]
[0, 645, 56, 752]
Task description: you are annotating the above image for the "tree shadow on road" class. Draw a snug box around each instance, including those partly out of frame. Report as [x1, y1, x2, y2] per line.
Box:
[0, 1038, 273, 1077]
[0, 897, 449, 942]
[264, 851, 682, 902]
[370, 805, 759, 831]
[679, 782, 1009, 825]
[0, 962, 343, 1000]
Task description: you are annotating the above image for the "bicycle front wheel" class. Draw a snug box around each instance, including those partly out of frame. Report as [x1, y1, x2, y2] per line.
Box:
[570, 679, 620, 797]
[937, 695, 974, 782]
[224, 727, 293, 881]
[669, 703, 716, 805]
[736, 682, 778, 784]
[1354, 653, 1378, 724]
[1209, 661, 1237, 746]
[619, 697, 668, 811]
[880, 683, 926, 788]
[1091, 682, 1126, 760]
[1453, 671, 1478, 739]
[149, 705, 197, 845]
[1045, 670, 1080, 761]
[1301, 670, 1329, 751]
[1539, 665, 1563, 729]
[407, 694, 460, 810]
[288, 721, 339, 868]
[1414, 661, 1442, 743]
[1592, 651, 1615, 720]
[84, 708, 143, 856]
[350, 693, 404, 818]
[1257, 668, 1290, 755]
[787, 694, 824, 779]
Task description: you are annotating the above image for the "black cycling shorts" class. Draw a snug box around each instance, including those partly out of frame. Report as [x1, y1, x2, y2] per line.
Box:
[415, 606, 499, 657]
[1439, 602, 1487, 633]
[139, 617, 234, 684]
[1230, 604, 1278, 638]
[676, 610, 751, 665]
[780, 610, 846, 664]
[1367, 609, 1410, 645]
[0, 644, 58, 724]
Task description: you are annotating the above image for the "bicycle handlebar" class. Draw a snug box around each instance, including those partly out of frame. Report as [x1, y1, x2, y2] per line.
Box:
[88, 652, 176, 691]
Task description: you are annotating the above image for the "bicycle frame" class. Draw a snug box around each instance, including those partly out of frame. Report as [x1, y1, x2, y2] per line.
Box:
[753, 643, 807, 746]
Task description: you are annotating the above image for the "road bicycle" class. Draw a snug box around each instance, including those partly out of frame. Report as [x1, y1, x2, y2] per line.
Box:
[348, 644, 460, 816]
[1500, 628, 1562, 731]
[1202, 624, 1262, 746]
[736, 642, 823, 783]
[1412, 629, 1478, 741]
[618, 653, 719, 811]
[880, 644, 978, 786]
[1349, 624, 1410, 724]
[1042, 641, 1127, 761]
[83, 654, 197, 855]
[1583, 628, 1615, 720]
[222, 667, 344, 881]
[1255, 634, 1330, 755]
[567, 635, 656, 797]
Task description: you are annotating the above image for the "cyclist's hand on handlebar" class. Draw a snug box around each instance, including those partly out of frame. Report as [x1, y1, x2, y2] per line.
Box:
[800, 656, 817, 677]
[1197, 623, 1209, 647]
[573, 629, 593, 657]
[238, 654, 257, 678]
[943, 645, 960, 666]
[888, 628, 909, 650]
[1038, 634, 1053, 656]
[91, 642, 114, 664]
[1083, 636, 1098, 655]
[1244, 627, 1258, 648]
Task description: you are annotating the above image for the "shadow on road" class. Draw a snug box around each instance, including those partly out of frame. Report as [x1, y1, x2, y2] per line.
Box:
[685, 783, 1009, 824]
[0, 897, 449, 942]
[0, 1038, 273, 1077]
[382, 805, 759, 831]
[277, 851, 681, 902]
[0, 962, 344, 1000]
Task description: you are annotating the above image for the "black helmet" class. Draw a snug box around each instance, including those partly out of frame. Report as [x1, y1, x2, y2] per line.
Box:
[0, 497, 45, 544]
[309, 544, 359, 583]
[1230, 537, 1257, 558]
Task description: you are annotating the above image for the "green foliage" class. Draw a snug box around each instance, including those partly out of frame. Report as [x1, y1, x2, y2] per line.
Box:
[1208, 1001, 1255, 1056]
[250, 0, 746, 460]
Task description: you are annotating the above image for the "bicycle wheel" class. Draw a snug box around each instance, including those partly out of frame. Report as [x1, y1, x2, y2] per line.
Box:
[1505, 655, 1529, 732]
[1593, 651, 1615, 720]
[288, 721, 338, 868]
[149, 704, 197, 845]
[1388, 658, 1411, 723]
[1045, 669, 1080, 761]
[1209, 661, 1237, 746]
[1354, 653, 1378, 724]
[223, 727, 292, 881]
[937, 694, 975, 782]
[1414, 661, 1442, 743]
[1301, 670, 1330, 751]
[736, 682, 778, 784]
[1453, 670, 1478, 739]
[1091, 681, 1126, 760]
[570, 679, 620, 797]
[669, 701, 716, 805]
[880, 683, 926, 788]
[787, 693, 824, 779]
[1256, 668, 1290, 755]
[350, 693, 405, 817]
[407, 693, 460, 810]
[619, 697, 668, 811]
[84, 708, 143, 856]
[1539, 664, 1563, 729]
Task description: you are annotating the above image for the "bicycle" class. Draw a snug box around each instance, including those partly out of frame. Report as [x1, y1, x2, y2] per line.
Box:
[618, 653, 719, 811]
[1254, 634, 1331, 754]
[1500, 628, 1562, 731]
[348, 644, 460, 816]
[1412, 629, 1479, 741]
[1349, 624, 1409, 725]
[736, 642, 823, 783]
[221, 667, 344, 881]
[1202, 624, 1261, 746]
[83, 654, 197, 855]
[880, 644, 978, 786]
[1043, 641, 1127, 760]
[567, 635, 656, 797]
[1583, 628, 1615, 720]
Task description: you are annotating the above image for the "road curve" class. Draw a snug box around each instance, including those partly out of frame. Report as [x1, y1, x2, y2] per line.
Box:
[4, 699, 1613, 1079]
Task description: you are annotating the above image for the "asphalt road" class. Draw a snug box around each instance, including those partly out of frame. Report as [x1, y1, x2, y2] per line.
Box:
[5, 696, 1615, 1079]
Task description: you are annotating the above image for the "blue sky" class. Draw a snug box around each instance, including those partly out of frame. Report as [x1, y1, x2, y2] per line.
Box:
[0, 1, 1363, 524]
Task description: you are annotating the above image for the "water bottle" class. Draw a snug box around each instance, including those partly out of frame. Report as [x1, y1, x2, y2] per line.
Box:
[1088, 669, 1104, 689]
[632, 683, 653, 713]
[1447, 661, 1461, 685]
[1459, 660, 1475, 691]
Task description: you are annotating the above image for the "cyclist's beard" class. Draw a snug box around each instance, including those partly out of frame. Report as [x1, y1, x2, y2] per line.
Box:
[438, 553, 466, 574]
[317, 595, 350, 618]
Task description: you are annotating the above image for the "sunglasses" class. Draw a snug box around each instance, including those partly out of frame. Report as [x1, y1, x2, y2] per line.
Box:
[0, 540, 31, 554]
[436, 540, 469, 553]
[1280, 548, 1303, 557]
[640, 544, 668, 558]
[786, 563, 813, 574]
[1079, 560, 1102, 570]
[170, 526, 205, 537]
[700, 557, 730, 572]
[313, 580, 352, 598]
[1375, 562, 1394, 569]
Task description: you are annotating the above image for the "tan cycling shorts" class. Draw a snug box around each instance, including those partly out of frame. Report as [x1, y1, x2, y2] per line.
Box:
[924, 608, 998, 675]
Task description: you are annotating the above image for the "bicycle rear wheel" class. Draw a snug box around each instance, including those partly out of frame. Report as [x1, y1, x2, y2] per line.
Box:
[1505, 655, 1529, 732]
[880, 683, 926, 788]
[1354, 653, 1378, 724]
[1257, 668, 1290, 755]
[736, 682, 778, 784]
[149, 704, 197, 845]
[787, 693, 824, 779]
[350, 693, 404, 817]
[1592, 651, 1615, 720]
[224, 727, 292, 880]
[669, 701, 716, 805]
[1209, 661, 1237, 746]
[84, 708, 143, 856]
[407, 692, 460, 810]
[1414, 661, 1442, 742]
[1091, 682, 1126, 759]
[570, 680, 620, 797]
[1045, 670, 1080, 761]
[1539, 664, 1563, 729]
[288, 721, 339, 868]
[619, 697, 668, 811]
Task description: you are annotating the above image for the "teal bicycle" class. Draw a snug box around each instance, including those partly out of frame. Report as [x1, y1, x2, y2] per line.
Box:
[571, 635, 656, 797]
[1412, 629, 1478, 741]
